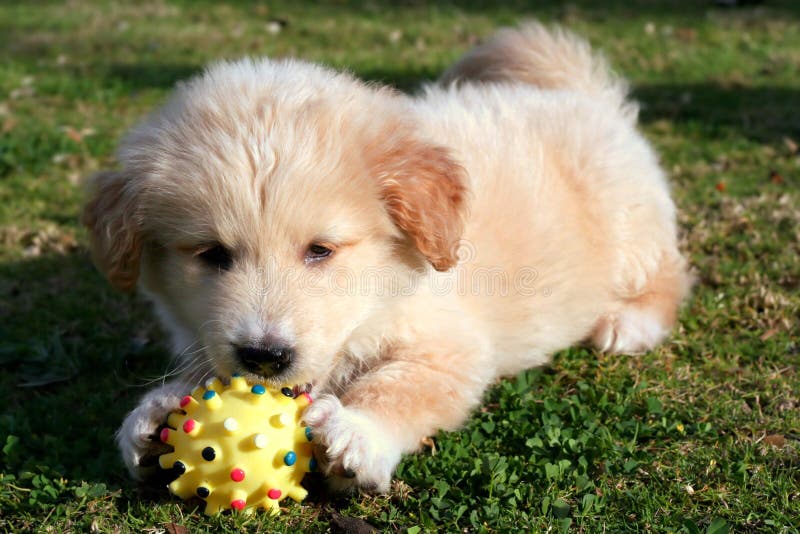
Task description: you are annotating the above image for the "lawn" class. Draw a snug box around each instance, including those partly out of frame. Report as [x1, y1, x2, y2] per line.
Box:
[1, 1, 799, 532]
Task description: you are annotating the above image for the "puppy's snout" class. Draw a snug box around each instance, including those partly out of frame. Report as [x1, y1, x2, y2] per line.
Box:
[235, 340, 294, 376]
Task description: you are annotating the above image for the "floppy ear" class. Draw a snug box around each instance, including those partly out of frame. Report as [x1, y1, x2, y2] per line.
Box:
[372, 134, 468, 271]
[81, 170, 143, 291]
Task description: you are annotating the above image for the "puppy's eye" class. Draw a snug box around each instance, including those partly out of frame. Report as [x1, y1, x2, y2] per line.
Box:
[305, 243, 333, 263]
[197, 244, 233, 271]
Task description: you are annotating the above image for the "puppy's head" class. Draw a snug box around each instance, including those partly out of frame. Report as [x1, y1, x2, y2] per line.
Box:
[84, 59, 467, 387]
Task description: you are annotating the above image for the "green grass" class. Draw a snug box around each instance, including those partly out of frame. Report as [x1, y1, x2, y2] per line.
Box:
[1, 1, 799, 532]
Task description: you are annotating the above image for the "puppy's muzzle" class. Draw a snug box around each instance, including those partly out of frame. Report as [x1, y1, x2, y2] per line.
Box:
[235, 342, 294, 377]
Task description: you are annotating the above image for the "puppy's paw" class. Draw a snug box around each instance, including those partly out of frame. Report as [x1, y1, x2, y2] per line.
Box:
[592, 308, 668, 354]
[116, 391, 183, 480]
[303, 394, 400, 494]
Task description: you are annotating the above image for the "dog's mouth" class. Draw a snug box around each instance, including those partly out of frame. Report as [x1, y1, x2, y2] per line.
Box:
[230, 359, 314, 393]
[219, 366, 312, 393]
[234, 366, 298, 386]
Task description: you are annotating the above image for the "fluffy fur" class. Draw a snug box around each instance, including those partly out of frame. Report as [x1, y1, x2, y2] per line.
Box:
[84, 22, 690, 493]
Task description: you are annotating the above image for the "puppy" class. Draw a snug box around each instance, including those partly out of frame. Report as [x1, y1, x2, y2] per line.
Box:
[84, 23, 690, 493]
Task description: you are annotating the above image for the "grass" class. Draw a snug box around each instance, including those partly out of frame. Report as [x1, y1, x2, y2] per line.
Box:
[1, 0, 799, 532]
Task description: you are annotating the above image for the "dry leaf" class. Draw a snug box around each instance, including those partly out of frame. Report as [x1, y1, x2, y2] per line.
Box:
[329, 512, 378, 534]
[2, 117, 17, 133]
[64, 126, 83, 143]
[769, 170, 784, 185]
[759, 328, 778, 341]
[763, 434, 786, 448]
[676, 28, 697, 41]
[164, 523, 190, 534]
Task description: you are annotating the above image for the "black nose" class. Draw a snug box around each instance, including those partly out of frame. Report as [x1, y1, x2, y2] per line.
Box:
[235, 343, 294, 376]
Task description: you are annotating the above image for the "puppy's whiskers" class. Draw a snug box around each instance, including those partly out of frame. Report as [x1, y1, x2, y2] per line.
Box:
[159, 319, 225, 385]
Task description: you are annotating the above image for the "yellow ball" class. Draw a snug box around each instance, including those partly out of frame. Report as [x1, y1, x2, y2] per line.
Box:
[158, 376, 315, 514]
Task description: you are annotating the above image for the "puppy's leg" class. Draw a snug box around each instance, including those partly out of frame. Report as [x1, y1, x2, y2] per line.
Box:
[116, 379, 195, 480]
[592, 252, 691, 354]
[304, 343, 493, 493]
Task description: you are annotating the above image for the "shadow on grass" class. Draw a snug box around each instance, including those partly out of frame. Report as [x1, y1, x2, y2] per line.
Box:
[636, 83, 800, 142]
[0, 250, 168, 487]
[105, 63, 203, 91]
[175, 0, 800, 20]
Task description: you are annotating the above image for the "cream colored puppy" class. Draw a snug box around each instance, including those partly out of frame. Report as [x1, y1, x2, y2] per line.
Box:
[84, 23, 689, 493]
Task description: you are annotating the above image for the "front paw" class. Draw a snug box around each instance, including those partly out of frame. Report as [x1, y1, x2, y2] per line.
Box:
[116, 393, 182, 480]
[303, 394, 400, 494]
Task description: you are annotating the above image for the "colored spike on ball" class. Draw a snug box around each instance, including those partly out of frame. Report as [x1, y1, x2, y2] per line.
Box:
[159, 378, 314, 515]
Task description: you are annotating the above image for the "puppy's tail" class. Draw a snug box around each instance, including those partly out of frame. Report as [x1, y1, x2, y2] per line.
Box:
[439, 22, 637, 121]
